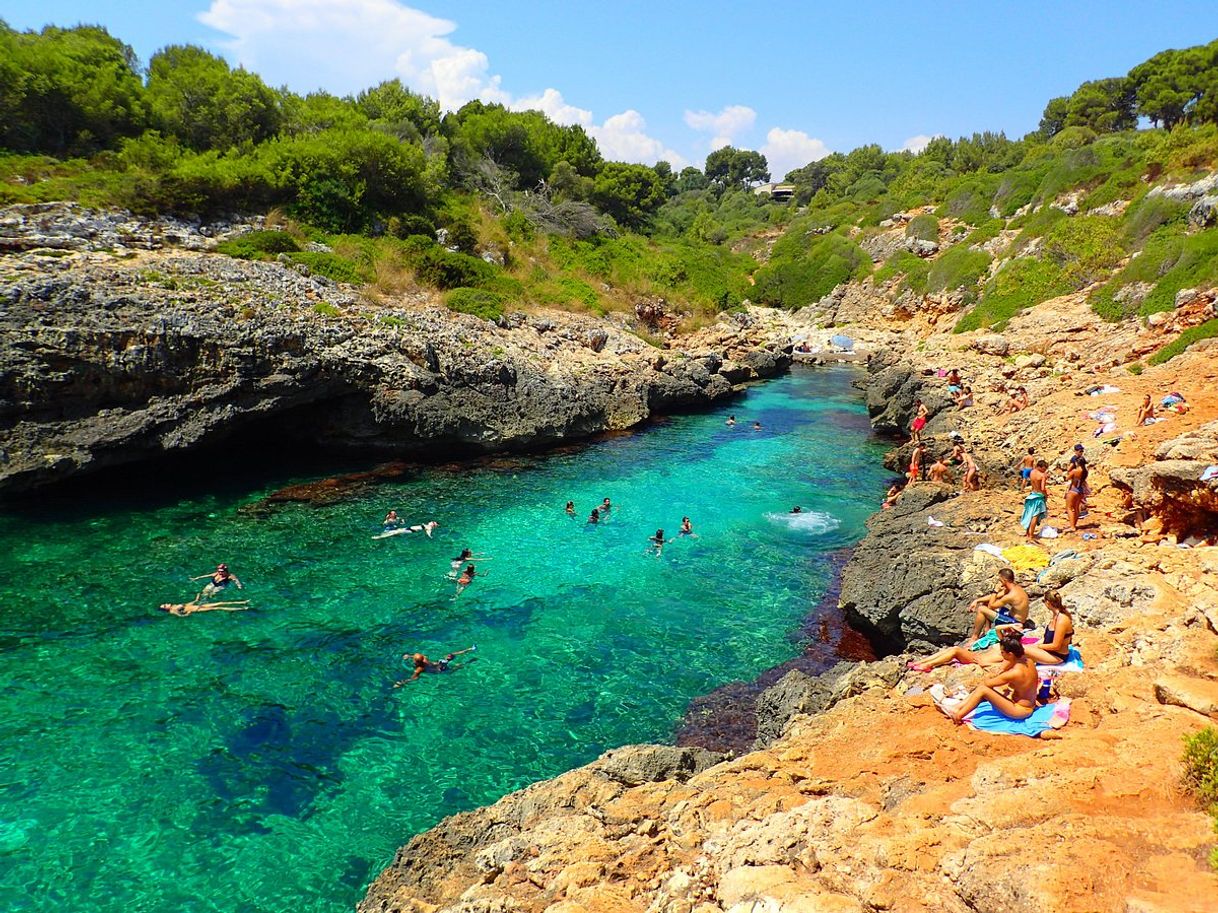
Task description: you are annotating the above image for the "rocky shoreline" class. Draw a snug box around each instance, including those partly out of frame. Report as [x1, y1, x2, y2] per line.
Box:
[0, 203, 800, 497]
[357, 298, 1218, 913]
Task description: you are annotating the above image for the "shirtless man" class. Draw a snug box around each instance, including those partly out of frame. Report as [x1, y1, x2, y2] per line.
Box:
[394, 646, 477, 686]
[928, 454, 952, 483]
[1016, 447, 1035, 490]
[907, 442, 926, 485]
[159, 601, 250, 616]
[1021, 459, 1050, 541]
[967, 568, 1029, 642]
[946, 634, 1039, 724]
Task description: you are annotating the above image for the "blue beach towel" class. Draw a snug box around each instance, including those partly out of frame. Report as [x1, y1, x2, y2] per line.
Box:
[1037, 645, 1084, 674]
[966, 699, 1071, 738]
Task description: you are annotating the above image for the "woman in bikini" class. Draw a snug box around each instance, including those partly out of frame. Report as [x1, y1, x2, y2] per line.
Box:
[946, 634, 1040, 724]
[1066, 454, 1087, 532]
[1020, 590, 1074, 666]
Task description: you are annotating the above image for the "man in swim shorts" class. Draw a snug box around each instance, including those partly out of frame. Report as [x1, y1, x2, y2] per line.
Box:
[967, 568, 1029, 642]
[1021, 459, 1050, 541]
[395, 646, 477, 685]
[1017, 448, 1035, 490]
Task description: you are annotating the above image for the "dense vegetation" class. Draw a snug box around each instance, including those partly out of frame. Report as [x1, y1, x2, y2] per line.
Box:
[1182, 726, 1218, 869]
[3, 20, 1218, 343]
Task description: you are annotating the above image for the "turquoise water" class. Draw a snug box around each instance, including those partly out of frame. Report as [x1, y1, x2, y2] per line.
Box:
[0, 367, 886, 913]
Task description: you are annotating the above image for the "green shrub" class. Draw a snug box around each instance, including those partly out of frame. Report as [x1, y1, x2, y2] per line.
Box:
[445, 287, 505, 320]
[286, 251, 366, 284]
[753, 232, 871, 309]
[1095, 227, 1218, 320]
[1127, 360, 1144, 375]
[956, 257, 1069, 331]
[1148, 318, 1218, 365]
[905, 213, 939, 243]
[1122, 194, 1188, 245]
[215, 230, 300, 259]
[1182, 727, 1218, 870]
[928, 245, 992, 293]
[312, 302, 340, 317]
[874, 250, 929, 294]
[1041, 215, 1125, 287]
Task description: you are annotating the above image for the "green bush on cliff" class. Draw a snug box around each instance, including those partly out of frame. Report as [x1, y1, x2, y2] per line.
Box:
[445, 287, 505, 321]
[1181, 726, 1218, 869]
[905, 213, 939, 243]
[873, 250, 929, 294]
[1148, 318, 1218, 365]
[215, 230, 300, 259]
[753, 232, 871, 309]
[1092, 227, 1218, 320]
[927, 245, 991, 294]
[286, 251, 366, 284]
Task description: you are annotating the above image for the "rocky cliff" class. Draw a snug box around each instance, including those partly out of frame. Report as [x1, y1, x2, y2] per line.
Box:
[359, 263, 1218, 912]
[0, 204, 798, 496]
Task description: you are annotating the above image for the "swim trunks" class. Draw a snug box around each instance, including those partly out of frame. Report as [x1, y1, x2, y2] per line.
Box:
[1020, 467, 1032, 480]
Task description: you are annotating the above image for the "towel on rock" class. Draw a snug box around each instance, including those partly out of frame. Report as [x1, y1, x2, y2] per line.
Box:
[967, 698, 1072, 737]
[1037, 645, 1084, 675]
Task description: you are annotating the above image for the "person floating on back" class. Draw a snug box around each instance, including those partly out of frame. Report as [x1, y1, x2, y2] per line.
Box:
[159, 600, 250, 617]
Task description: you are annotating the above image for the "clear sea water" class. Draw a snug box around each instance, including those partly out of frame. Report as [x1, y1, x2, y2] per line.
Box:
[0, 366, 886, 913]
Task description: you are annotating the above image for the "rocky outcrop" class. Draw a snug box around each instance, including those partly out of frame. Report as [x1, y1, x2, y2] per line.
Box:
[0, 233, 791, 495]
[1111, 421, 1218, 534]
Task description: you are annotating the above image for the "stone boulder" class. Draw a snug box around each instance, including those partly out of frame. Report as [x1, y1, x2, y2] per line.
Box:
[753, 663, 856, 747]
[593, 745, 726, 787]
[1110, 421, 1218, 533]
[1189, 194, 1218, 228]
[972, 334, 1010, 356]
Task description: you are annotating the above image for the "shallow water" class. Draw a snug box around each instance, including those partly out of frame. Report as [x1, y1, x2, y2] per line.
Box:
[0, 366, 887, 913]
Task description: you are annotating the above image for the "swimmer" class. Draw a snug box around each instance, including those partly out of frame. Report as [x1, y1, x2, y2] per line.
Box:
[454, 563, 477, 597]
[383, 509, 402, 529]
[647, 529, 673, 555]
[726, 415, 737, 427]
[412, 520, 439, 537]
[450, 548, 491, 574]
[752, 421, 762, 431]
[679, 516, 696, 537]
[190, 563, 243, 602]
[588, 507, 600, 524]
[565, 500, 576, 515]
[159, 600, 250, 617]
[394, 645, 478, 686]
[601, 497, 612, 514]
[790, 506, 803, 514]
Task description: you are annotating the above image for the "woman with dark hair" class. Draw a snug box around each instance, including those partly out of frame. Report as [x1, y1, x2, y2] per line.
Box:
[1066, 451, 1088, 532]
[947, 633, 1039, 724]
[1021, 590, 1074, 666]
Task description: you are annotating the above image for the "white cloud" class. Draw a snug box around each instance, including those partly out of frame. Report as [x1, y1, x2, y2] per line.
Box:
[512, 88, 592, 127]
[684, 104, 757, 149]
[199, 0, 684, 166]
[760, 128, 830, 181]
[899, 134, 936, 153]
[590, 110, 688, 168]
[200, 0, 508, 108]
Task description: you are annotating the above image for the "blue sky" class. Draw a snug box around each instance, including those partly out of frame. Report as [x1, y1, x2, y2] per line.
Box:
[4, 0, 1215, 176]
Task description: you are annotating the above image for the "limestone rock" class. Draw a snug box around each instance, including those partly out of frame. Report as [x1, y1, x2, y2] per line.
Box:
[972, 334, 1010, 356]
[1154, 676, 1218, 718]
[594, 745, 726, 787]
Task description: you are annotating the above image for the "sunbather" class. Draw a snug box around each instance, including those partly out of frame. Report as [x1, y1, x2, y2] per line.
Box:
[943, 634, 1039, 724]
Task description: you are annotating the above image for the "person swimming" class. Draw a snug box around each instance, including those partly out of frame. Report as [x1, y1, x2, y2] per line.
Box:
[394, 646, 477, 686]
[752, 421, 762, 431]
[726, 415, 737, 427]
[790, 506, 802, 514]
[159, 600, 250, 617]
[588, 507, 600, 524]
[454, 564, 477, 597]
[190, 563, 243, 602]
[601, 497, 612, 514]
[383, 510, 402, 529]
[565, 500, 576, 515]
[647, 529, 672, 555]
[679, 516, 695, 536]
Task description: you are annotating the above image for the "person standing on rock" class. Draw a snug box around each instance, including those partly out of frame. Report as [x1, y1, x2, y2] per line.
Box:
[1065, 448, 1088, 533]
[1016, 448, 1036, 490]
[910, 399, 928, 444]
[1021, 460, 1050, 541]
[967, 568, 1028, 642]
[961, 450, 980, 491]
[907, 442, 925, 485]
[928, 454, 952, 483]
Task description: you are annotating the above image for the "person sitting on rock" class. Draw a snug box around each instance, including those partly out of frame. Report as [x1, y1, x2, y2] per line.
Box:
[943, 634, 1039, 724]
[954, 385, 974, 410]
[967, 568, 1028, 642]
[882, 479, 906, 509]
[946, 369, 962, 393]
[1135, 394, 1155, 426]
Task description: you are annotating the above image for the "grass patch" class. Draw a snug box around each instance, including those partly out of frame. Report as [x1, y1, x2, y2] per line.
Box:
[1092, 226, 1218, 320]
[312, 302, 340, 317]
[874, 250, 930, 294]
[928, 245, 991, 294]
[1148, 318, 1218, 365]
[286, 251, 367, 284]
[445, 287, 505, 321]
[215, 230, 301, 260]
